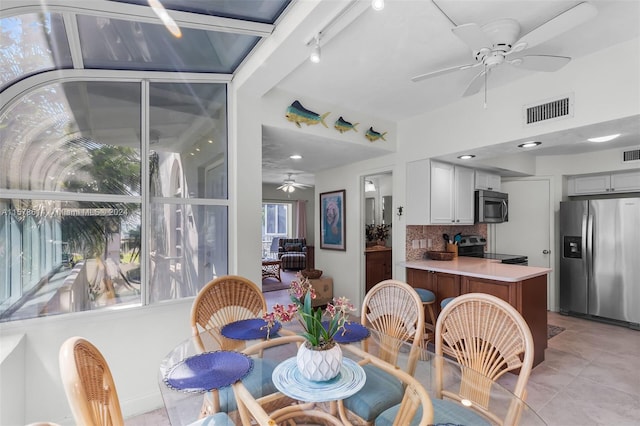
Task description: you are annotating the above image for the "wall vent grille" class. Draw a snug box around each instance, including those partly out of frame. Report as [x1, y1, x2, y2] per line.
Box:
[622, 148, 640, 163]
[523, 94, 573, 125]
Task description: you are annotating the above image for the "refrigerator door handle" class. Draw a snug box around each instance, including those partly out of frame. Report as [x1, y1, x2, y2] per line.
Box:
[586, 212, 594, 283]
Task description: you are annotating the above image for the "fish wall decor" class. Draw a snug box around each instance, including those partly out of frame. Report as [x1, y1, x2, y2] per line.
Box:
[334, 116, 359, 133]
[365, 127, 387, 142]
[285, 100, 330, 128]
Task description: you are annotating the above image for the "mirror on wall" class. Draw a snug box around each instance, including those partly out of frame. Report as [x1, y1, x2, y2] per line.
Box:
[382, 195, 392, 224]
[365, 197, 375, 225]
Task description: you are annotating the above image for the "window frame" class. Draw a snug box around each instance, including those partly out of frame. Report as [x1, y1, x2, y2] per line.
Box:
[0, 69, 233, 321]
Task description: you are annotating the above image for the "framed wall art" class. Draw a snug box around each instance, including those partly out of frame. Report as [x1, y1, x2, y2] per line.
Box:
[320, 189, 346, 250]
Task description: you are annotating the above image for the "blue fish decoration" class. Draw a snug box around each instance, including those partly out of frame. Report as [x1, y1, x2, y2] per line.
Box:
[334, 116, 359, 133]
[285, 100, 330, 128]
[365, 127, 387, 142]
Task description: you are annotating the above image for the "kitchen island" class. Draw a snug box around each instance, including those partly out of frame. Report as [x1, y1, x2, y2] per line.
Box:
[402, 257, 551, 367]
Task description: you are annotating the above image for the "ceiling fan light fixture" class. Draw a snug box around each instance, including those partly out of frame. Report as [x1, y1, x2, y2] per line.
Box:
[518, 141, 542, 148]
[371, 0, 385, 11]
[587, 133, 620, 143]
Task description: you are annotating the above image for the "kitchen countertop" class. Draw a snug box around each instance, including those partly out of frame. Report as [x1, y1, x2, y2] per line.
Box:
[401, 257, 551, 282]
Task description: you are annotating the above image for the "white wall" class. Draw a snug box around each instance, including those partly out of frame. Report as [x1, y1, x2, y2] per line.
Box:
[0, 301, 193, 425]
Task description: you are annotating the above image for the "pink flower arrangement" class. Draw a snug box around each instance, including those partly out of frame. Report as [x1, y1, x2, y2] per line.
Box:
[263, 273, 355, 349]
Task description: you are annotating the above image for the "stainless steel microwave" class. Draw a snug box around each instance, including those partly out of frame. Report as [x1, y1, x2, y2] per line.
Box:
[475, 190, 508, 223]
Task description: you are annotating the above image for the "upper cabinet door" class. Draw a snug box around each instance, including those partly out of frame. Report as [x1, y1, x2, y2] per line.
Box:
[568, 174, 611, 195]
[405, 159, 431, 225]
[455, 166, 475, 224]
[430, 161, 455, 224]
[475, 170, 501, 191]
[610, 170, 640, 193]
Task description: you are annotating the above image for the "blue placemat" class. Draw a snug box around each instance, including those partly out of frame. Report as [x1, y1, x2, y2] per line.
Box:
[322, 321, 370, 343]
[272, 357, 366, 402]
[221, 318, 281, 340]
[164, 351, 253, 393]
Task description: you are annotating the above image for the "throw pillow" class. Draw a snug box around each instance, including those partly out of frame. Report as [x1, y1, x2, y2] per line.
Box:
[284, 243, 302, 252]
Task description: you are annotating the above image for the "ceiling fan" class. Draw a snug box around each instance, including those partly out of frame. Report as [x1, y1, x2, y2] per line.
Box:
[276, 173, 312, 193]
[412, 2, 598, 97]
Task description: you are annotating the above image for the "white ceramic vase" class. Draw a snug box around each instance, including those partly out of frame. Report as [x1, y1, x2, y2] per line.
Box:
[296, 342, 342, 381]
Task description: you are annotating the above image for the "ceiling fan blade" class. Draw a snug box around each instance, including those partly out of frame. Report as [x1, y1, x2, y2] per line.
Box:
[411, 62, 480, 82]
[452, 23, 493, 53]
[462, 69, 487, 97]
[515, 2, 598, 50]
[511, 55, 571, 72]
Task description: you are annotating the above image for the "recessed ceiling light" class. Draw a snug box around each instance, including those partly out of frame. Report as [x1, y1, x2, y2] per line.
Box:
[290, 154, 302, 160]
[518, 141, 541, 148]
[587, 133, 620, 143]
[457, 154, 475, 160]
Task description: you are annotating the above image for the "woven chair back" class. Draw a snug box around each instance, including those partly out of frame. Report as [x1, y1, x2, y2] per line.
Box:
[361, 280, 425, 371]
[434, 293, 534, 423]
[59, 337, 124, 426]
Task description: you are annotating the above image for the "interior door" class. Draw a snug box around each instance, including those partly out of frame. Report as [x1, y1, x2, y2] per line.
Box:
[493, 179, 552, 306]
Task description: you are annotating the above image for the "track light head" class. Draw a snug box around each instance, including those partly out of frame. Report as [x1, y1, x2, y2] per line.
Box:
[310, 35, 321, 63]
[372, 0, 385, 11]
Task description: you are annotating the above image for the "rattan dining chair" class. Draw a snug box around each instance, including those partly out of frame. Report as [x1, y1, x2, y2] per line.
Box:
[341, 343, 434, 426]
[191, 274, 267, 351]
[190, 275, 268, 416]
[59, 336, 124, 426]
[433, 292, 535, 426]
[339, 279, 426, 425]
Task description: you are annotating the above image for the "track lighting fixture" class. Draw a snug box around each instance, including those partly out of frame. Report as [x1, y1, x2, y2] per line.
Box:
[371, 0, 385, 11]
[310, 34, 321, 63]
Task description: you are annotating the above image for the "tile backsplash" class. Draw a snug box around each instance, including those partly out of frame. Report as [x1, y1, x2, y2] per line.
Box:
[406, 224, 487, 261]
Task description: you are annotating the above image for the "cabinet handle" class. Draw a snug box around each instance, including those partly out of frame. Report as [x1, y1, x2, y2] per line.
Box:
[488, 187, 493, 190]
[542, 249, 550, 254]
[611, 188, 615, 191]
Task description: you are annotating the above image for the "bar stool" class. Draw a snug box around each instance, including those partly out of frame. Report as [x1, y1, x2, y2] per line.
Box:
[414, 288, 437, 343]
[441, 296, 456, 310]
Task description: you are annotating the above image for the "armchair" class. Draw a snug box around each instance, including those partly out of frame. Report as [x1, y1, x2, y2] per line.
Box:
[277, 238, 307, 270]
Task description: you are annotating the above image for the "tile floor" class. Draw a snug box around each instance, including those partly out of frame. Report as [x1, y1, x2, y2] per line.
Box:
[128, 290, 640, 425]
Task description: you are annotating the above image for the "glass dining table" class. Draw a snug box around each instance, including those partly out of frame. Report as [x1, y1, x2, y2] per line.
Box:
[158, 321, 547, 426]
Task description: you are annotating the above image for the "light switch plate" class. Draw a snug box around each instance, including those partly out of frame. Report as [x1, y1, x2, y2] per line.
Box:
[419, 239, 427, 248]
[412, 240, 419, 249]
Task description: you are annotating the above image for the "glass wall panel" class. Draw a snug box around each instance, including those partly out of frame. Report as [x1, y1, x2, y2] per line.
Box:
[0, 199, 142, 322]
[0, 81, 141, 194]
[109, 0, 292, 24]
[0, 13, 73, 91]
[149, 82, 228, 199]
[77, 15, 259, 73]
[149, 203, 227, 302]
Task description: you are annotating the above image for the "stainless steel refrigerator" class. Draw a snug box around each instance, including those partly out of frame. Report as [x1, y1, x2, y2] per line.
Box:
[560, 198, 640, 327]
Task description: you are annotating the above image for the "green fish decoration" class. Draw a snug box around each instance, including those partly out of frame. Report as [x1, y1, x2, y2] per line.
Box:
[334, 116, 359, 133]
[285, 100, 330, 128]
[365, 127, 387, 142]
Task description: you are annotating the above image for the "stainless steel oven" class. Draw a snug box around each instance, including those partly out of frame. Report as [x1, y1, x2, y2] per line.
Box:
[475, 190, 509, 223]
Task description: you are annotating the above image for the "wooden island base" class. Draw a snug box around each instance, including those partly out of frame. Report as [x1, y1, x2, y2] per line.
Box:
[406, 263, 548, 367]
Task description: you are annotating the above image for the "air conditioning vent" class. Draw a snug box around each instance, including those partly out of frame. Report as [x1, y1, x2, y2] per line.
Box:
[622, 148, 640, 163]
[523, 94, 573, 125]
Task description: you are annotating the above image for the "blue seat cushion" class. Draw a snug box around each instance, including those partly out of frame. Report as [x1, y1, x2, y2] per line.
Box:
[217, 358, 279, 412]
[441, 297, 455, 309]
[415, 288, 435, 303]
[189, 412, 236, 425]
[342, 364, 404, 422]
[375, 398, 491, 426]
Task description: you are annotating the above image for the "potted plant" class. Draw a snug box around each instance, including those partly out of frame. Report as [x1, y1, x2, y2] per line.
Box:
[263, 273, 355, 381]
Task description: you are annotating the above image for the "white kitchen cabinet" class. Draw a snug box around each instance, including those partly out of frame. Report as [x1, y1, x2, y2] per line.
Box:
[405, 159, 474, 225]
[568, 170, 640, 195]
[474, 170, 501, 191]
[431, 161, 474, 225]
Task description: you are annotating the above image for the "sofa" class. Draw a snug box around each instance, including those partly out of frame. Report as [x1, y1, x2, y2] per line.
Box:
[277, 238, 307, 270]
